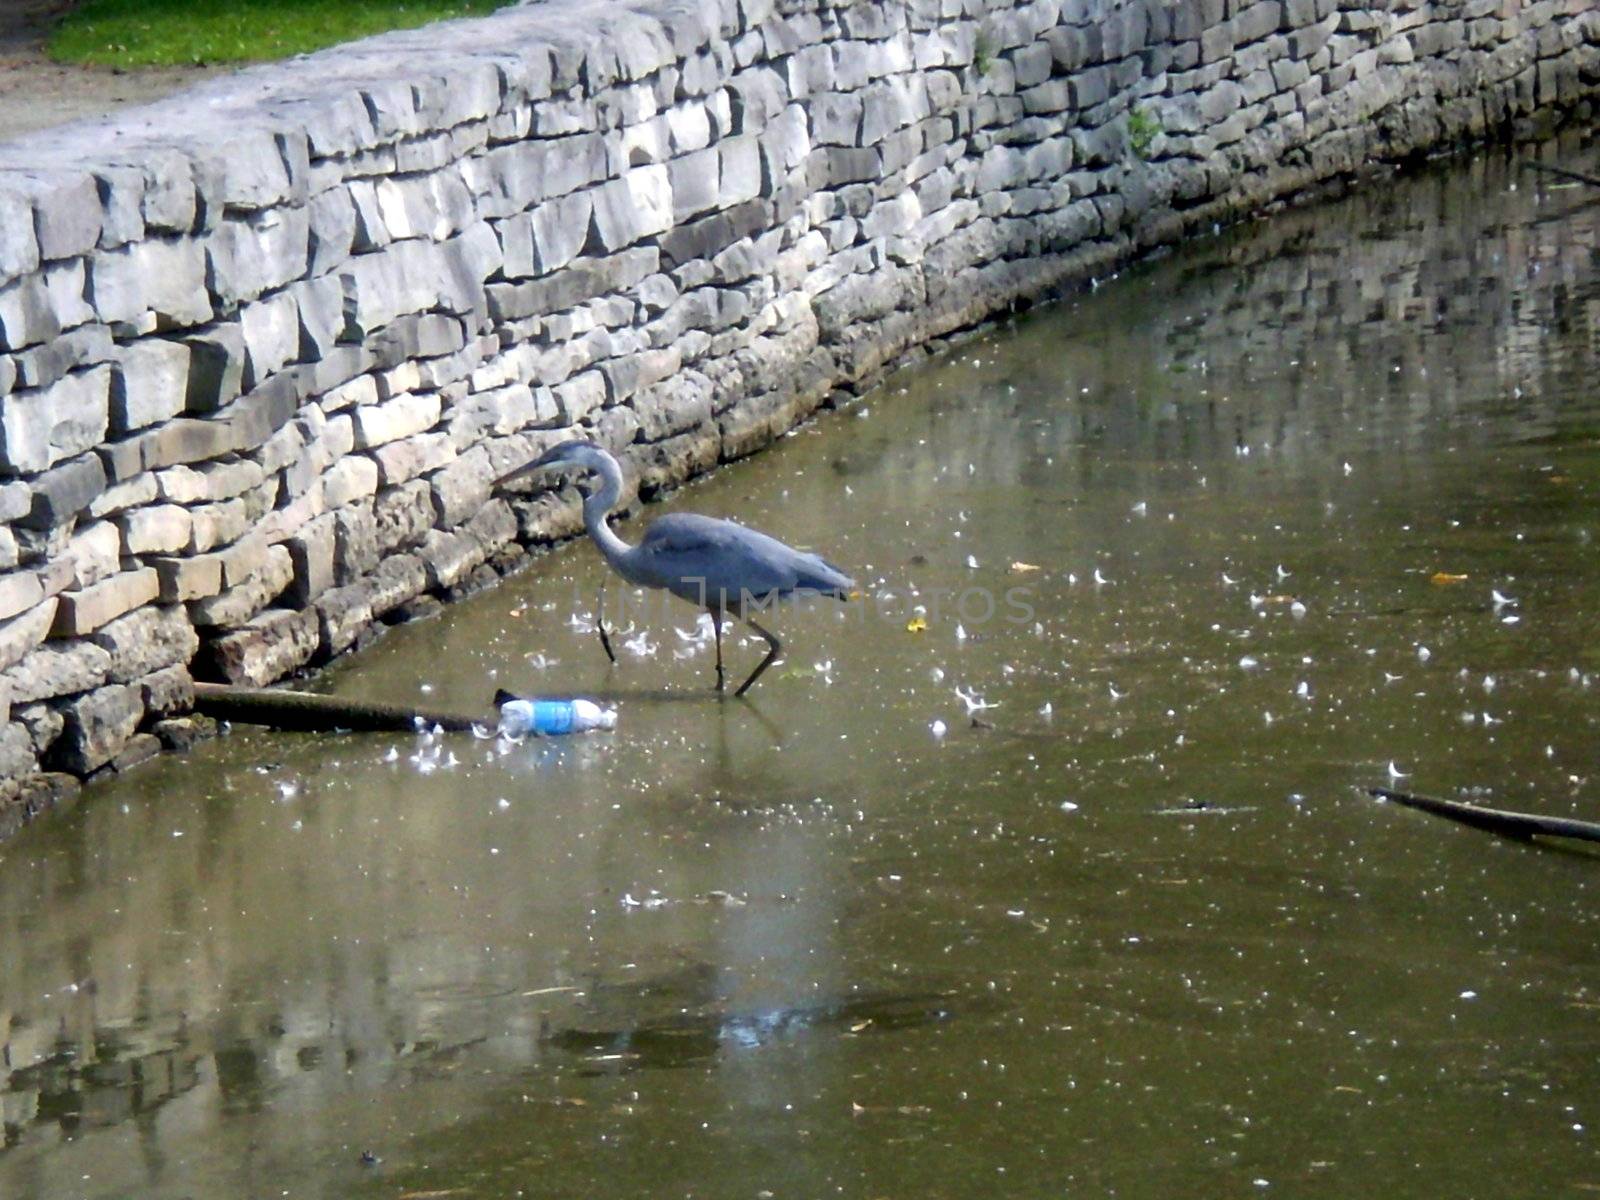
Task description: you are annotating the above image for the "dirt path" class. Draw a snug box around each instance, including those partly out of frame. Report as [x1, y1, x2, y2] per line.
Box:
[0, 0, 229, 144]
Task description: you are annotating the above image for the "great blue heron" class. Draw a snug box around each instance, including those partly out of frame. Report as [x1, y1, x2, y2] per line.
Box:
[500, 440, 856, 696]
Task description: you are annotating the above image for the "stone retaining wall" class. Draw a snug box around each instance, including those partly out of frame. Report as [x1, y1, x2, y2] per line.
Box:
[0, 0, 1594, 820]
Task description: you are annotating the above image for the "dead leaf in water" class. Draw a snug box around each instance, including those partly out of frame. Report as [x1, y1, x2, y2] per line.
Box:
[1009, 561, 1041, 573]
[1429, 572, 1469, 586]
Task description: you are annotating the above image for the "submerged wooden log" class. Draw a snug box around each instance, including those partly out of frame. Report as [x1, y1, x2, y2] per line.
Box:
[1519, 159, 1600, 189]
[193, 682, 490, 733]
[1370, 787, 1600, 845]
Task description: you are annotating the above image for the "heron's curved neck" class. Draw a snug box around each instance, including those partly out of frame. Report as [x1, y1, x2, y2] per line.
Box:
[582, 454, 634, 568]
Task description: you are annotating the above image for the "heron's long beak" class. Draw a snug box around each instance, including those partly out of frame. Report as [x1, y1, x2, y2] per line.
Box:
[497, 444, 573, 486]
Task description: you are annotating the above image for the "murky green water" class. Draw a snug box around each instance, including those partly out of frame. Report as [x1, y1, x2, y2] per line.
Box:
[4, 138, 1599, 1199]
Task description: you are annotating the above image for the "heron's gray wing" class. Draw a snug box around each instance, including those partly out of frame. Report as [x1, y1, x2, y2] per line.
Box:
[634, 513, 849, 607]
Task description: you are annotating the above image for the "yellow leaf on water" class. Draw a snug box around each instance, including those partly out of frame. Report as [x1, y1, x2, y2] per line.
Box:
[1429, 572, 1469, 586]
[1009, 561, 1042, 573]
[906, 616, 928, 633]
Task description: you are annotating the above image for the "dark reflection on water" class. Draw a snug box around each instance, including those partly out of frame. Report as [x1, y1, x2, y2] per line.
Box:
[3, 133, 1599, 1198]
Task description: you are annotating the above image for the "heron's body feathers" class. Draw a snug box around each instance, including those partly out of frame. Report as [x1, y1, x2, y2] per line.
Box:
[630, 512, 854, 610]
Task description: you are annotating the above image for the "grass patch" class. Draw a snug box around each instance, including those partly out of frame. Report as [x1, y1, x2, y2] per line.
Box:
[48, 0, 521, 68]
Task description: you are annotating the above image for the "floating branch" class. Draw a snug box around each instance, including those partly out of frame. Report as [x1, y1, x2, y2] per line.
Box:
[1519, 159, 1600, 188]
[1370, 787, 1600, 845]
[193, 682, 489, 733]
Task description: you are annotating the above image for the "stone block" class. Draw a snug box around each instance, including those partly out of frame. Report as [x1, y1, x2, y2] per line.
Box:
[189, 543, 294, 628]
[307, 188, 357, 277]
[24, 170, 104, 262]
[372, 479, 433, 555]
[139, 663, 195, 717]
[46, 682, 143, 775]
[151, 553, 224, 603]
[669, 148, 722, 223]
[206, 206, 311, 309]
[0, 721, 38, 781]
[588, 166, 674, 253]
[427, 445, 493, 528]
[286, 513, 337, 607]
[52, 568, 160, 637]
[417, 527, 486, 591]
[110, 338, 191, 434]
[0, 365, 111, 474]
[91, 603, 198, 682]
[350, 391, 443, 450]
[157, 458, 265, 504]
[719, 135, 763, 206]
[2, 637, 112, 704]
[196, 606, 319, 686]
[10, 324, 114, 392]
[120, 503, 193, 554]
[19, 452, 107, 531]
[180, 324, 248, 412]
[0, 187, 39, 283]
[370, 431, 454, 487]
[89, 237, 211, 328]
[0, 274, 61, 353]
[239, 290, 302, 384]
[316, 581, 376, 655]
[0, 593, 53, 662]
[65, 519, 122, 589]
[323, 455, 380, 508]
[0, 564, 50, 626]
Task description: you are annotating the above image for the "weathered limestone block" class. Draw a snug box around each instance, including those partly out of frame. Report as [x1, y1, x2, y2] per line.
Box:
[323, 456, 381, 509]
[206, 206, 312, 309]
[12, 697, 62, 753]
[151, 553, 224, 603]
[91, 604, 199, 682]
[631, 423, 721, 495]
[0, 365, 111, 474]
[89, 237, 211, 328]
[632, 369, 716, 440]
[45, 683, 143, 774]
[189, 543, 294, 628]
[589, 166, 674, 252]
[239, 290, 302, 384]
[372, 479, 434, 555]
[110, 338, 191, 434]
[0, 569, 46, 624]
[179, 324, 248, 412]
[371, 431, 455, 487]
[52, 568, 161, 637]
[19, 452, 107, 531]
[180, 126, 305, 212]
[0, 188, 39, 284]
[139, 662, 195, 717]
[0, 721, 39, 781]
[286, 512, 337, 607]
[65, 520, 122, 590]
[0, 599, 57, 674]
[669, 147, 722, 223]
[198, 606, 319, 685]
[351, 392, 444, 450]
[8, 324, 114, 393]
[157, 458, 265, 504]
[3, 638, 113, 705]
[333, 500, 380, 583]
[427, 444, 494, 529]
[315, 580, 376, 655]
[417, 527, 487, 591]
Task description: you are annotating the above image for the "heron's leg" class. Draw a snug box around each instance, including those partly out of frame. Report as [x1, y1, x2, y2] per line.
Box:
[596, 581, 616, 665]
[733, 617, 781, 697]
[709, 609, 725, 692]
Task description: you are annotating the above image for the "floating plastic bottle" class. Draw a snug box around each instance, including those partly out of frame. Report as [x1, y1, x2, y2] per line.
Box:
[497, 697, 617, 737]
